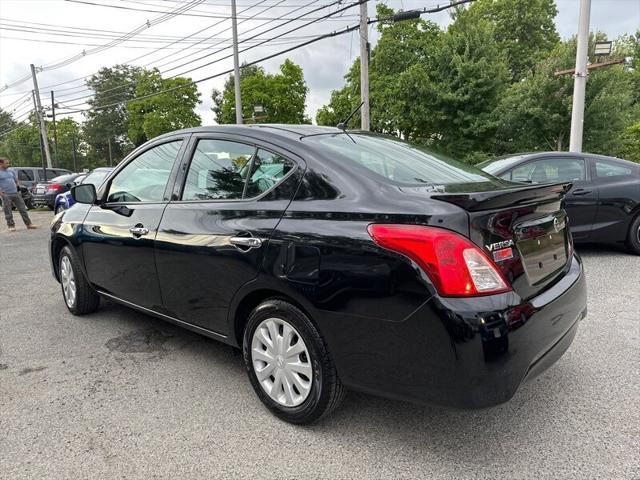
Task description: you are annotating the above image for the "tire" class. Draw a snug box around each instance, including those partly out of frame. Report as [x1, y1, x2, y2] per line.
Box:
[243, 299, 346, 424]
[626, 214, 640, 255]
[58, 246, 100, 315]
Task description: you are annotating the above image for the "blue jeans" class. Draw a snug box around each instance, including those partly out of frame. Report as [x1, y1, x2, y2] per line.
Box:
[2, 192, 32, 228]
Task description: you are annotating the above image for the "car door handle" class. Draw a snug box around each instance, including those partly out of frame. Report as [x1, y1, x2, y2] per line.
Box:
[571, 189, 592, 196]
[230, 236, 263, 249]
[129, 226, 149, 236]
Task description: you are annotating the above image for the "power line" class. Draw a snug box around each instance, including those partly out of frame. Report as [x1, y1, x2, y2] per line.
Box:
[0, 0, 206, 93]
[48, 0, 335, 107]
[64, 0, 357, 20]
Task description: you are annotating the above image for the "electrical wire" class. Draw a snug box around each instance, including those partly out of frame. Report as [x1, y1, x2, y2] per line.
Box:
[0, 0, 206, 93]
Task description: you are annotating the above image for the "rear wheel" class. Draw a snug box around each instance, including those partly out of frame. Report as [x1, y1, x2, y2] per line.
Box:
[626, 214, 640, 255]
[243, 299, 346, 424]
[59, 246, 100, 315]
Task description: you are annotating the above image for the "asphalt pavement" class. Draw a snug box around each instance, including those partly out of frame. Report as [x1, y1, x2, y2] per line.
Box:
[1, 211, 638, 479]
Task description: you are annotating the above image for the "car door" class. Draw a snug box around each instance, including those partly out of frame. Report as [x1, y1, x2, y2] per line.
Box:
[154, 134, 302, 335]
[506, 156, 597, 241]
[80, 137, 187, 310]
[588, 157, 640, 242]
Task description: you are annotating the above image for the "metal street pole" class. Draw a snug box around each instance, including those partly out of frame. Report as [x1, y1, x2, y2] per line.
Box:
[71, 136, 78, 172]
[32, 90, 48, 182]
[231, 0, 243, 124]
[107, 137, 113, 166]
[50, 90, 58, 163]
[569, 0, 591, 152]
[30, 64, 53, 168]
[359, 0, 370, 131]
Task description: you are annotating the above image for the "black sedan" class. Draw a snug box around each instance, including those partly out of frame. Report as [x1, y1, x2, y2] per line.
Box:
[32, 173, 82, 209]
[50, 125, 587, 424]
[479, 152, 640, 254]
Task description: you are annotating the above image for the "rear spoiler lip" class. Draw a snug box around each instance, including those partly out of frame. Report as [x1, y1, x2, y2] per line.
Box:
[431, 182, 572, 211]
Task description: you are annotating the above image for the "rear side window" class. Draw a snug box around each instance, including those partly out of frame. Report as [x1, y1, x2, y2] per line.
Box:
[182, 139, 255, 200]
[107, 140, 182, 203]
[594, 159, 633, 178]
[245, 149, 294, 198]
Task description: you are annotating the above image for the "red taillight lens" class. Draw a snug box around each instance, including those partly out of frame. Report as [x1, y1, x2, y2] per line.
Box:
[367, 224, 511, 297]
[46, 183, 64, 193]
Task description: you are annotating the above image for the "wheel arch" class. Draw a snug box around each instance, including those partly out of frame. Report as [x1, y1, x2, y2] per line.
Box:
[50, 235, 75, 282]
[228, 283, 316, 348]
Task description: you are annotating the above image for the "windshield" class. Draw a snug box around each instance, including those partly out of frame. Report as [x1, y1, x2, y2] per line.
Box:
[477, 155, 530, 174]
[82, 170, 111, 188]
[303, 133, 501, 187]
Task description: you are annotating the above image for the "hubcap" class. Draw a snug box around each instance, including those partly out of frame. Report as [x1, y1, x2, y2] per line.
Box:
[60, 256, 76, 308]
[251, 318, 313, 407]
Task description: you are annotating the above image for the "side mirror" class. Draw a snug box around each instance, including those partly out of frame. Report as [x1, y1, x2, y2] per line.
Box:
[71, 184, 97, 204]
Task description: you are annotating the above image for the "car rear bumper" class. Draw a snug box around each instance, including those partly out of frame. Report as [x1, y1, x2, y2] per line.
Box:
[32, 192, 56, 207]
[320, 254, 587, 409]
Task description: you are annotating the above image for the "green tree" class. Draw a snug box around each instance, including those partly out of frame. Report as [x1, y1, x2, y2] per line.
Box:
[0, 108, 16, 135]
[493, 35, 635, 156]
[53, 118, 83, 171]
[212, 59, 309, 124]
[127, 69, 201, 145]
[83, 65, 141, 165]
[0, 120, 42, 166]
[456, 0, 559, 81]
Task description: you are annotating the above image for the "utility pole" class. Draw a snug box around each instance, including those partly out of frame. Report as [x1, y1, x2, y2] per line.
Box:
[359, 0, 370, 131]
[32, 90, 48, 182]
[107, 138, 113, 167]
[231, 0, 243, 124]
[50, 91, 58, 162]
[30, 64, 53, 168]
[569, 0, 591, 152]
[71, 136, 78, 172]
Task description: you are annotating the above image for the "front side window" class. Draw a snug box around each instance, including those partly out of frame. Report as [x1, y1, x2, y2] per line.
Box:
[107, 140, 182, 203]
[510, 158, 585, 183]
[594, 159, 633, 178]
[182, 139, 255, 200]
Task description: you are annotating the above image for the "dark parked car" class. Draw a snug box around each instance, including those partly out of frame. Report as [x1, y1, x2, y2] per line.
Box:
[0, 167, 70, 210]
[10, 166, 72, 191]
[54, 168, 113, 214]
[50, 126, 587, 424]
[32, 173, 81, 209]
[478, 152, 640, 254]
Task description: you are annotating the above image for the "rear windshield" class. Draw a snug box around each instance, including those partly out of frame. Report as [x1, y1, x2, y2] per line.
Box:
[477, 155, 529, 174]
[49, 174, 77, 184]
[303, 133, 501, 187]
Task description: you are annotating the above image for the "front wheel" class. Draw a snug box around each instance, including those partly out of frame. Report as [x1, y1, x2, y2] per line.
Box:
[243, 299, 346, 424]
[626, 214, 640, 255]
[59, 246, 100, 315]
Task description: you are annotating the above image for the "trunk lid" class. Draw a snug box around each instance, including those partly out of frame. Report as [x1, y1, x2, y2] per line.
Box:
[431, 182, 573, 299]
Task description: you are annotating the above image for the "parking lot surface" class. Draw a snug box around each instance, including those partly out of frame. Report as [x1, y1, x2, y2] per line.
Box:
[1, 211, 638, 479]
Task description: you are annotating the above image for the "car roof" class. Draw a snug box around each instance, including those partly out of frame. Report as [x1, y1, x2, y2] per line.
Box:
[156, 124, 343, 141]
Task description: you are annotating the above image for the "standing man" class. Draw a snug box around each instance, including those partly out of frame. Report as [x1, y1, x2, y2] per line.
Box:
[0, 157, 36, 232]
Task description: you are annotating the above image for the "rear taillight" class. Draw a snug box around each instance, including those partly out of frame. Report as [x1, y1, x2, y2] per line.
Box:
[46, 183, 64, 193]
[367, 224, 511, 297]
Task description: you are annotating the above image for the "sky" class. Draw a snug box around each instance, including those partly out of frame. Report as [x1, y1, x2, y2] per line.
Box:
[0, 0, 639, 126]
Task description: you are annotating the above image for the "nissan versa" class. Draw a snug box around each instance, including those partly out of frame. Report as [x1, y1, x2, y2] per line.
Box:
[49, 125, 587, 424]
